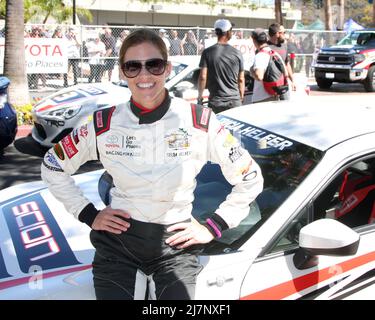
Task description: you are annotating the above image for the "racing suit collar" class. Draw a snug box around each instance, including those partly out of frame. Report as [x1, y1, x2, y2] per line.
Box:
[130, 91, 171, 124]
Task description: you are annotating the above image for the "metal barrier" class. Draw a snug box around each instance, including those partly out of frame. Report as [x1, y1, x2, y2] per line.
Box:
[22, 24, 346, 93]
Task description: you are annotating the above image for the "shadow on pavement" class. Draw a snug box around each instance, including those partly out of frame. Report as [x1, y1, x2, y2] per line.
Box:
[0, 135, 103, 190]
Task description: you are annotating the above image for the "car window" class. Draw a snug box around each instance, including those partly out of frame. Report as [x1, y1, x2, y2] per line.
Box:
[167, 61, 189, 82]
[317, 156, 375, 229]
[195, 115, 323, 255]
[267, 155, 375, 255]
[170, 69, 200, 93]
[338, 31, 375, 46]
[338, 31, 361, 45]
[185, 69, 200, 89]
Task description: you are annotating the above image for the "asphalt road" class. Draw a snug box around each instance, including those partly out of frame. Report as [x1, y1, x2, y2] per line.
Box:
[0, 134, 103, 190]
[309, 82, 375, 96]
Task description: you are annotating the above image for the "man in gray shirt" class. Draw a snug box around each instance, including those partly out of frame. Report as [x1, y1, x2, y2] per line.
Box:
[198, 19, 245, 113]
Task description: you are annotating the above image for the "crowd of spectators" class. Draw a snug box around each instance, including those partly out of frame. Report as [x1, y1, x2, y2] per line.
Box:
[17, 24, 321, 90]
[22, 25, 127, 89]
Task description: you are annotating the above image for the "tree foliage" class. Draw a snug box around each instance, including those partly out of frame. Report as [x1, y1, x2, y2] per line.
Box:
[298, 0, 374, 28]
[0, 0, 92, 23]
[347, 0, 373, 27]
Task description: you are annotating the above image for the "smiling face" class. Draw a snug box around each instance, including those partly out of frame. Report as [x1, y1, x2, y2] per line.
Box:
[122, 42, 171, 109]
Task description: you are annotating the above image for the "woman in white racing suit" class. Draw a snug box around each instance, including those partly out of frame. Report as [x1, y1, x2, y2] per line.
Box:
[41, 28, 263, 300]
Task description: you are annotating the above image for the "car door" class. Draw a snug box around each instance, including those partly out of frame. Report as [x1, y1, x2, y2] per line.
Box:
[191, 163, 263, 300]
[240, 155, 375, 300]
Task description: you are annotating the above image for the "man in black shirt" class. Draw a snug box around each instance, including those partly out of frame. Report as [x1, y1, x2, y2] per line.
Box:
[102, 27, 117, 82]
[198, 19, 244, 113]
[268, 23, 296, 98]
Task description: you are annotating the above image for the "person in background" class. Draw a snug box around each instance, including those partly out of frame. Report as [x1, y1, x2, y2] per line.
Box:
[250, 28, 286, 103]
[102, 27, 117, 82]
[116, 29, 130, 57]
[52, 26, 63, 39]
[158, 28, 171, 54]
[268, 23, 296, 96]
[64, 27, 81, 86]
[198, 19, 244, 113]
[302, 33, 315, 78]
[286, 32, 303, 73]
[40, 28, 263, 300]
[87, 36, 106, 83]
[169, 29, 184, 55]
[183, 30, 198, 55]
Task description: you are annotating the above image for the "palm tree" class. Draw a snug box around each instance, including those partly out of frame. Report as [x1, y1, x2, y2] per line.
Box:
[3, 0, 29, 106]
[0, 0, 93, 23]
[275, 0, 283, 25]
[337, 0, 345, 30]
[324, 0, 334, 30]
[32, 0, 92, 24]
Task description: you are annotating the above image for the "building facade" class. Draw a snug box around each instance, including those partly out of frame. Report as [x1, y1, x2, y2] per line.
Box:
[77, 0, 301, 29]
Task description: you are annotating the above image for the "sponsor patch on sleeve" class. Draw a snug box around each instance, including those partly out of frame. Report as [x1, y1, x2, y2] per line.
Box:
[94, 106, 116, 136]
[43, 151, 63, 172]
[72, 129, 80, 145]
[79, 124, 88, 138]
[200, 107, 210, 126]
[228, 145, 244, 163]
[96, 110, 103, 128]
[240, 160, 252, 175]
[191, 103, 211, 132]
[53, 143, 65, 160]
[61, 135, 78, 159]
[72, 124, 88, 145]
[223, 133, 237, 148]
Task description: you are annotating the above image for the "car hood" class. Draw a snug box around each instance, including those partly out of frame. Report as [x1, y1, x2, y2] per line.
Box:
[320, 44, 369, 53]
[32, 82, 130, 115]
[0, 170, 105, 299]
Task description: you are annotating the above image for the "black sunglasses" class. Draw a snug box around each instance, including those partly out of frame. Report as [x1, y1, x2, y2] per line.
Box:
[121, 58, 168, 78]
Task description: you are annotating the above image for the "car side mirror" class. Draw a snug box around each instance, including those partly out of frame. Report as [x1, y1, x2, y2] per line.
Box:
[293, 219, 360, 270]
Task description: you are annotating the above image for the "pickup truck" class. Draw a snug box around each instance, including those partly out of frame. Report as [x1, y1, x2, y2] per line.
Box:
[313, 29, 375, 91]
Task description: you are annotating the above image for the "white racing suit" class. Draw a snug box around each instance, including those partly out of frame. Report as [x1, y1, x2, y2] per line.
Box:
[41, 94, 263, 299]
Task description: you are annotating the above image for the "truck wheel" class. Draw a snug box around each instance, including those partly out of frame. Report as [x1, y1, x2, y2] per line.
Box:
[316, 78, 333, 89]
[364, 65, 375, 92]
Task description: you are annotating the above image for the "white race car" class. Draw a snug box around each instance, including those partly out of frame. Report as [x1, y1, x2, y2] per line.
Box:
[2, 96, 374, 300]
[31, 55, 254, 147]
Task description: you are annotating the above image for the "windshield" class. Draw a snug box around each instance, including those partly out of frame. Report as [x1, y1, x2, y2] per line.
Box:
[338, 31, 375, 46]
[167, 61, 189, 82]
[194, 115, 324, 254]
